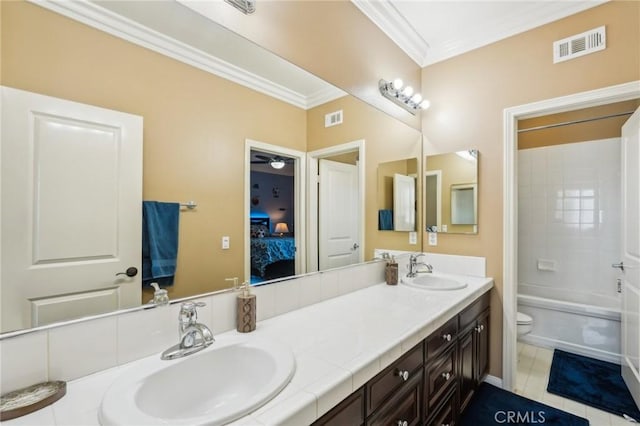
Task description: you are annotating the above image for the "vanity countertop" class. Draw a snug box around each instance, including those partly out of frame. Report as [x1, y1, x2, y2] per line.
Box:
[5, 273, 493, 426]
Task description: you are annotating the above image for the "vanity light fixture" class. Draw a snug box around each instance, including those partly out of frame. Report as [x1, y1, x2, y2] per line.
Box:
[379, 78, 430, 115]
[269, 158, 286, 169]
[456, 149, 478, 162]
[224, 0, 256, 15]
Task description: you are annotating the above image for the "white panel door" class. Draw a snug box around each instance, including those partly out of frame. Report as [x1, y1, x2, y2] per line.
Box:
[393, 173, 416, 231]
[621, 106, 640, 408]
[1, 86, 143, 332]
[318, 159, 360, 270]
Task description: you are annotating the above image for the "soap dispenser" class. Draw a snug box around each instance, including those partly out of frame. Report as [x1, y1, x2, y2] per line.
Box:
[149, 282, 169, 306]
[236, 281, 256, 333]
[385, 256, 398, 285]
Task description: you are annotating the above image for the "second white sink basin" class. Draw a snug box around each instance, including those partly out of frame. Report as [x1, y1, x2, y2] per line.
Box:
[402, 274, 468, 291]
[99, 335, 295, 425]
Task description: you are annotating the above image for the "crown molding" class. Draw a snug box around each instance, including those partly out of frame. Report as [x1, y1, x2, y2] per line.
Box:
[306, 87, 348, 110]
[28, 0, 337, 110]
[351, 0, 428, 67]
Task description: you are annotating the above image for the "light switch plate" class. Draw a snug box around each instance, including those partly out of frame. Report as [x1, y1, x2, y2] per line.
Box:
[222, 236, 230, 249]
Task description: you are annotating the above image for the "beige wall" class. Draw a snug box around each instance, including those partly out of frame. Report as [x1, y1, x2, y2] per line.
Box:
[1, 1, 307, 301]
[307, 95, 423, 255]
[518, 99, 640, 149]
[421, 1, 640, 379]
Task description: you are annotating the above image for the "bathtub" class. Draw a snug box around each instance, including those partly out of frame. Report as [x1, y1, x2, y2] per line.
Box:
[517, 293, 621, 364]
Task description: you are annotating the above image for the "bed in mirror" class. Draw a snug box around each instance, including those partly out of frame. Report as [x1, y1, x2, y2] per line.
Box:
[0, 1, 422, 334]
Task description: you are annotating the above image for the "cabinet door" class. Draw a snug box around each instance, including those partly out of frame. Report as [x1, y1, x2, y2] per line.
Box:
[426, 387, 457, 426]
[313, 387, 364, 426]
[476, 310, 489, 383]
[458, 328, 475, 412]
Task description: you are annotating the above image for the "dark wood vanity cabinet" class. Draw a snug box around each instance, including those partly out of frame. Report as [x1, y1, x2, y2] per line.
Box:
[459, 296, 490, 412]
[312, 292, 490, 426]
[313, 386, 365, 426]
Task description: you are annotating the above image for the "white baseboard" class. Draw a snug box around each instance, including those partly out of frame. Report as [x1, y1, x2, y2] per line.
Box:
[483, 374, 503, 388]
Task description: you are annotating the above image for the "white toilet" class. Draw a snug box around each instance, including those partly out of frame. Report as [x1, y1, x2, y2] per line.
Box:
[517, 312, 533, 337]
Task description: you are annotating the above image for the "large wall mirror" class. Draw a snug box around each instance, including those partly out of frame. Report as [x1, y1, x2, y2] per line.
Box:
[424, 150, 478, 234]
[0, 1, 422, 334]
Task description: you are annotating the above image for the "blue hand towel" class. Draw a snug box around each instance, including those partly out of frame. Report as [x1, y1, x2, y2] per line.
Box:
[142, 201, 180, 286]
[378, 209, 394, 230]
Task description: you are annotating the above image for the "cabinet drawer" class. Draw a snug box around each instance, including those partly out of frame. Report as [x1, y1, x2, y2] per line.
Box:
[426, 316, 458, 360]
[313, 386, 364, 426]
[426, 387, 457, 426]
[367, 342, 423, 413]
[459, 292, 490, 331]
[367, 370, 422, 426]
[425, 344, 457, 412]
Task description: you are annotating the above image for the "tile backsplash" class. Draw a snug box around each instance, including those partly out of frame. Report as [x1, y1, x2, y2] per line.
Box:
[0, 260, 385, 394]
[0, 252, 485, 394]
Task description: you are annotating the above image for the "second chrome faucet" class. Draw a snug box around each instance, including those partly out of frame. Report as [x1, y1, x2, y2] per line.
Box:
[161, 302, 214, 360]
[407, 253, 433, 278]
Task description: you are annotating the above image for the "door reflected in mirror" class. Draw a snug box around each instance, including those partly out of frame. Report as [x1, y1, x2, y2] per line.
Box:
[377, 159, 418, 232]
[425, 150, 478, 234]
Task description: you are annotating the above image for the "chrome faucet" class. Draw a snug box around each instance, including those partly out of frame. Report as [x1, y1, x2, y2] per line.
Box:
[161, 302, 214, 360]
[407, 253, 433, 278]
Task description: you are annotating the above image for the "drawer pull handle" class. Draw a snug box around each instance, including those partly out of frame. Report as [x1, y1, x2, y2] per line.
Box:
[397, 421, 408, 426]
[442, 333, 452, 342]
[475, 324, 485, 333]
[396, 369, 410, 381]
[442, 424, 450, 426]
[442, 372, 451, 381]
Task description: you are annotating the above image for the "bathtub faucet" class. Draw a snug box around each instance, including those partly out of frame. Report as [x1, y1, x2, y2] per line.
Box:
[407, 253, 433, 277]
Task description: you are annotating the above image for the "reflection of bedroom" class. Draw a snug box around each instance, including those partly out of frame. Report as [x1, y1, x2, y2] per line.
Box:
[250, 150, 296, 283]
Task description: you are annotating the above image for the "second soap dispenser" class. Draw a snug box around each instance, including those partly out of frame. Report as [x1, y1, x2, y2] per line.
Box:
[236, 280, 256, 333]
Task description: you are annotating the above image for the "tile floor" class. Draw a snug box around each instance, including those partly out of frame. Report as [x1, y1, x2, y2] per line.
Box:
[515, 342, 633, 426]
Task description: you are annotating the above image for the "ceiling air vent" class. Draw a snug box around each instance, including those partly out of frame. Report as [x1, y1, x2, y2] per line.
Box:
[325, 110, 343, 128]
[553, 26, 606, 64]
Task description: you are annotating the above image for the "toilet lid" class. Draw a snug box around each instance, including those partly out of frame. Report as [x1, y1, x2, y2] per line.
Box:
[517, 312, 532, 324]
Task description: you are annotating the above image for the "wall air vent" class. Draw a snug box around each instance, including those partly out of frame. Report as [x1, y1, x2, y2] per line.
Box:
[553, 26, 606, 64]
[325, 110, 343, 128]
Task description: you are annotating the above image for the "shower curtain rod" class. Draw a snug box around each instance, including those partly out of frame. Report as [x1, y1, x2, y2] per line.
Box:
[517, 110, 635, 133]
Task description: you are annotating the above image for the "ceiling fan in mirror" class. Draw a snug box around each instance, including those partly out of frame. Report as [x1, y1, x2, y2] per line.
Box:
[251, 154, 294, 170]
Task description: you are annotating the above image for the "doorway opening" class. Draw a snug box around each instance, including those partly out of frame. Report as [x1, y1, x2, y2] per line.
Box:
[245, 140, 306, 284]
[502, 81, 640, 391]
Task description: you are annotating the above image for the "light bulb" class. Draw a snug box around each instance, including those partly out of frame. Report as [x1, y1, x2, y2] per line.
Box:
[402, 86, 414, 97]
[410, 93, 423, 104]
[392, 78, 403, 90]
[420, 99, 431, 110]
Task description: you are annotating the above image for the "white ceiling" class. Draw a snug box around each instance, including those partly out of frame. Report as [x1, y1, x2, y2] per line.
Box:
[354, 0, 608, 66]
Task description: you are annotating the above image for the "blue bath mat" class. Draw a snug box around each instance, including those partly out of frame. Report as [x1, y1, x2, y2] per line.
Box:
[547, 349, 640, 420]
[460, 383, 589, 426]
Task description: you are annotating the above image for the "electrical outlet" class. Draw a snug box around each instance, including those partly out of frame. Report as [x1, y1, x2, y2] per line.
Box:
[409, 231, 417, 245]
[222, 236, 230, 249]
[428, 232, 438, 246]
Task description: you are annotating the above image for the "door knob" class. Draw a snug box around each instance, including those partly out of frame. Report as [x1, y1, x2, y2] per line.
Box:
[116, 267, 138, 277]
[352, 243, 360, 251]
[612, 262, 624, 271]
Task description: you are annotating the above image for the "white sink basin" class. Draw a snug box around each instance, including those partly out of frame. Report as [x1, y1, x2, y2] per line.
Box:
[401, 274, 468, 291]
[99, 336, 295, 425]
